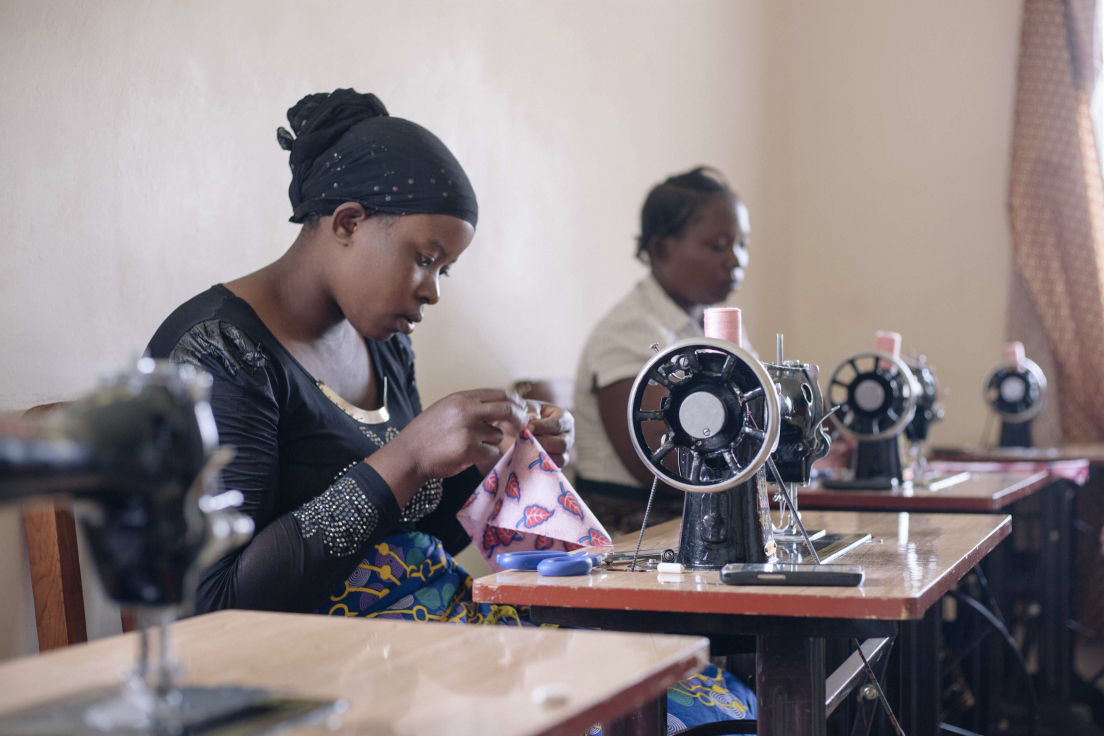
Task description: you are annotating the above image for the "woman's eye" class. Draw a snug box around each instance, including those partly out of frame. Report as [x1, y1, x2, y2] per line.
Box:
[417, 254, 435, 267]
[440, 266, 452, 278]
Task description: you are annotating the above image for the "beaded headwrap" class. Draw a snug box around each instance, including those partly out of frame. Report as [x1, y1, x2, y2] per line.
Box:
[278, 88, 478, 226]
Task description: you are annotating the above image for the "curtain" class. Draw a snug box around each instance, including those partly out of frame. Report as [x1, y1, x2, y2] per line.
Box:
[1009, 0, 1104, 444]
[1010, 0, 1104, 640]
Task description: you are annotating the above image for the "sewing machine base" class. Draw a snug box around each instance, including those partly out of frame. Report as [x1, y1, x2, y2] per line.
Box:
[677, 476, 775, 570]
[775, 532, 872, 564]
[821, 475, 900, 490]
[910, 471, 971, 492]
[819, 470, 971, 493]
[999, 419, 1034, 448]
[0, 684, 342, 735]
[853, 436, 905, 486]
[772, 527, 826, 543]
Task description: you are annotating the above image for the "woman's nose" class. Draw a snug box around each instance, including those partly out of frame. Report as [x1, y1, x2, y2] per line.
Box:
[417, 274, 441, 304]
[730, 244, 749, 270]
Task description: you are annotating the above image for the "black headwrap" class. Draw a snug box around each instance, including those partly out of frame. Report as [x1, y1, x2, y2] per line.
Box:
[277, 89, 478, 227]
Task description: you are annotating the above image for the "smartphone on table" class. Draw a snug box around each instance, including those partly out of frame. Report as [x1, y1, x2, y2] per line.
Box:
[720, 562, 864, 587]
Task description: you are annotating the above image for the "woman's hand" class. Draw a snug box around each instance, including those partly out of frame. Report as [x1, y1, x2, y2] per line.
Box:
[818, 427, 857, 472]
[524, 401, 575, 468]
[370, 389, 528, 504]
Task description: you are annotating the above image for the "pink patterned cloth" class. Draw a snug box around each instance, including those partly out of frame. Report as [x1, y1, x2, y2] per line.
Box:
[457, 430, 613, 571]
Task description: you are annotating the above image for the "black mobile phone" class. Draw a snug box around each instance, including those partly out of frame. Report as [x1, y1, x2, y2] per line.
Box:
[719, 562, 864, 587]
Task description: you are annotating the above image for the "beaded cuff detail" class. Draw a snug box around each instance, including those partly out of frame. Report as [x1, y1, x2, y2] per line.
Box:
[359, 425, 441, 523]
[293, 476, 381, 557]
[399, 477, 443, 523]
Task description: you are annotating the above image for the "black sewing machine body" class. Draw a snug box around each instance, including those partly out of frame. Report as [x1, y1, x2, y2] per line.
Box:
[767, 359, 831, 486]
[0, 361, 305, 736]
[984, 356, 1046, 448]
[627, 338, 834, 570]
[904, 355, 944, 446]
[824, 350, 920, 490]
[0, 362, 228, 608]
[676, 460, 776, 569]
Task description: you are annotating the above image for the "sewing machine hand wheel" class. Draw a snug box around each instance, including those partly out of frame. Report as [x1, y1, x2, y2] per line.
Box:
[984, 356, 1046, 422]
[827, 351, 919, 441]
[627, 337, 780, 493]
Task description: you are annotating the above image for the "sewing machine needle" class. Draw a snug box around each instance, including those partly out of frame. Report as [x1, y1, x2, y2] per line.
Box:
[745, 407, 822, 565]
[767, 455, 822, 565]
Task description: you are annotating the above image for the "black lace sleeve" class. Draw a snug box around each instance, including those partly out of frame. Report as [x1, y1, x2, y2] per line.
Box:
[166, 320, 401, 613]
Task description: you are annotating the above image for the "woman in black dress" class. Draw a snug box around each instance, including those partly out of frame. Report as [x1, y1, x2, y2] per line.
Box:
[147, 89, 755, 729]
[147, 89, 571, 619]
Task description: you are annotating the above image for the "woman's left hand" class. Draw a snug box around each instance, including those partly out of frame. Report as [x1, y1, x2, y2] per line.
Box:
[525, 401, 575, 468]
[478, 399, 575, 475]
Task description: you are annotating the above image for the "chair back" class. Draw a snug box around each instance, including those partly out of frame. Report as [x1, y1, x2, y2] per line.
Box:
[20, 402, 133, 651]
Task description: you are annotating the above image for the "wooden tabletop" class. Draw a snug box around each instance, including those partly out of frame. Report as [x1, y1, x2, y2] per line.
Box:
[0, 610, 709, 736]
[797, 469, 1052, 511]
[474, 510, 1010, 621]
[931, 443, 1104, 468]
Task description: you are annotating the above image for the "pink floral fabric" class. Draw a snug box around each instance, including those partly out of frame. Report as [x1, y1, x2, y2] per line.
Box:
[457, 430, 612, 571]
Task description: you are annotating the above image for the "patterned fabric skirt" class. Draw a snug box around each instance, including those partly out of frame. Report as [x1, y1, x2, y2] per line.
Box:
[319, 531, 756, 731]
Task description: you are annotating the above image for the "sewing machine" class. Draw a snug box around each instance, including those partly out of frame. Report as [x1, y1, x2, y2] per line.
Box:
[984, 341, 1047, 448]
[625, 335, 858, 570]
[0, 359, 336, 735]
[822, 345, 921, 490]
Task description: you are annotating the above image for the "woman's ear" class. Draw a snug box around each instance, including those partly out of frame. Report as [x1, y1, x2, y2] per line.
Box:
[330, 202, 367, 244]
[648, 235, 669, 264]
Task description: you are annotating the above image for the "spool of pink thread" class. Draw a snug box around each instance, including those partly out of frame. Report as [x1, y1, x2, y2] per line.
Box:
[874, 330, 901, 371]
[704, 307, 742, 347]
[1003, 341, 1026, 370]
[874, 330, 902, 360]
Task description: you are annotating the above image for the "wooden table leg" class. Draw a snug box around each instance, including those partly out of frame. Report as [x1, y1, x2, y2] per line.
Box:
[603, 695, 666, 736]
[1037, 479, 1074, 706]
[896, 605, 940, 736]
[757, 633, 826, 736]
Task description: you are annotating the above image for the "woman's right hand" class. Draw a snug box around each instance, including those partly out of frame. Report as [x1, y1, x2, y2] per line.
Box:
[369, 389, 528, 504]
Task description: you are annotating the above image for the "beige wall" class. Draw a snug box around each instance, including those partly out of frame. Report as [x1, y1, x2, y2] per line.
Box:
[780, 2, 1024, 447]
[0, 0, 1022, 659]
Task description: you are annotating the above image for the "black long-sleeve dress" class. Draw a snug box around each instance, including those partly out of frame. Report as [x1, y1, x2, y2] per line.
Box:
[147, 285, 757, 725]
[146, 284, 480, 614]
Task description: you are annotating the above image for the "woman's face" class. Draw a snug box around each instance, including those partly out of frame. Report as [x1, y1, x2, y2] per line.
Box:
[335, 212, 475, 340]
[653, 194, 750, 308]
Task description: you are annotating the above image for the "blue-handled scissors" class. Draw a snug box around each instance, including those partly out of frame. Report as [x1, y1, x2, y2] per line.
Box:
[496, 550, 605, 577]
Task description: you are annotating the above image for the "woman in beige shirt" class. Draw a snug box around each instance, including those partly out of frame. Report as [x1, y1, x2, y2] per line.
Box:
[573, 166, 750, 536]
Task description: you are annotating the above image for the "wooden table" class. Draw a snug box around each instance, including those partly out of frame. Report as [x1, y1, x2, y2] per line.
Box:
[0, 609, 710, 736]
[798, 460, 1093, 735]
[798, 469, 1052, 512]
[931, 443, 1104, 468]
[474, 510, 1011, 736]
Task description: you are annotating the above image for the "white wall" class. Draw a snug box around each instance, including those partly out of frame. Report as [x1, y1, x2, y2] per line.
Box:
[0, 0, 1022, 659]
